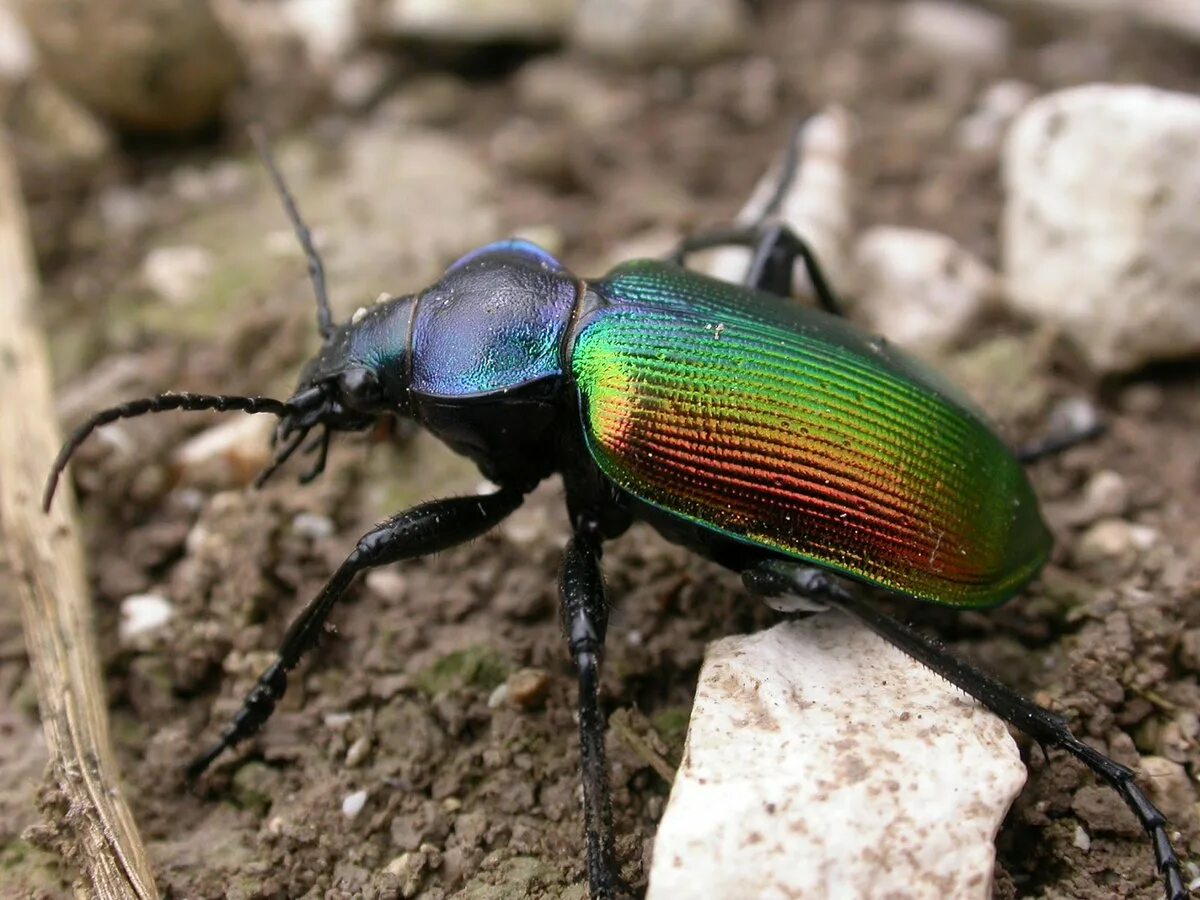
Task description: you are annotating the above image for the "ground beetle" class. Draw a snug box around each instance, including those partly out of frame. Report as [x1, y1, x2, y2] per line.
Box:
[44, 130, 1186, 900]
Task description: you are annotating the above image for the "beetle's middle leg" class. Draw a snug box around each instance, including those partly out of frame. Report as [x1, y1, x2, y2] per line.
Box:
[186, 486, 525, 778]
[741, 559, 1187, 900]
[559, 530, 625, 900]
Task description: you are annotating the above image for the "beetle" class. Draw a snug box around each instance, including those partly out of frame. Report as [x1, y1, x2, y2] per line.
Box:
[44, 130, 1185, 900]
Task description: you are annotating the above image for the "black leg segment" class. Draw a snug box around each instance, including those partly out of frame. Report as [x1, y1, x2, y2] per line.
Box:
[186, 486, 526, 779]
[741, 560, 1186, 900]
[559, 533, 620, 899]
[668, 224, 845, 316]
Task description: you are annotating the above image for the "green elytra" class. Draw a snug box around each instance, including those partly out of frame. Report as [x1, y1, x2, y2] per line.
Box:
[570, 260, 1051, 608]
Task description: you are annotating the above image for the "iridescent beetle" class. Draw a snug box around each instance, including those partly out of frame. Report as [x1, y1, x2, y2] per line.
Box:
[44, 131, 1185, 900]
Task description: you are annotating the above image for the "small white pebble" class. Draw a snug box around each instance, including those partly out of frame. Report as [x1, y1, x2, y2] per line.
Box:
[292, 512, 334, 540]
[342, 789, 368, 818]
[487, 683, 509, 709]
[324, 712, 353, 729]
[141, 244, 213, 306]
[625, 630, 643, 647]
[1073, 824, 1091, 852]
[119, 594, 173, 642]
[345, 735, 371, 768]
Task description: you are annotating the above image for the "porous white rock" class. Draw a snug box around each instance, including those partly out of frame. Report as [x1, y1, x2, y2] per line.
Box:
[119, 593, 174, 643]
[1003, 84, 1200, 372]
[648, 616, 1026, 900]
[896, 1, 1011, 69]
[373, 0, 573, 43]
[704, 107, 855, 298]
[853, 226, 999, 352]
[571, 0, 747, 67]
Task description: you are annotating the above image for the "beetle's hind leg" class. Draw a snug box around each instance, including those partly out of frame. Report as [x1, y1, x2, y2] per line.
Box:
[559, 531, 628, 899]
[668, 224, 845, 316]
[741, 560, 1188, 900]
[186, 487, 525, 779]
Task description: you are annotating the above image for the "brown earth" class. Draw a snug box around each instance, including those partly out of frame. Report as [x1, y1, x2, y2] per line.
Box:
[2, 1, 1199, 898]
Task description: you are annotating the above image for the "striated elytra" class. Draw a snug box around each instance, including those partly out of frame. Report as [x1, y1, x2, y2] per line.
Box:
[44, 133, 1185, 900]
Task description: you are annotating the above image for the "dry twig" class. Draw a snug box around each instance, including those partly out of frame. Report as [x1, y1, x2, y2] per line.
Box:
[0, 131, 159, 899]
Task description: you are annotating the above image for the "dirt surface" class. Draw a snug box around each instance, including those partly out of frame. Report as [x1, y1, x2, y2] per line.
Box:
[3, 1, 1199, 898]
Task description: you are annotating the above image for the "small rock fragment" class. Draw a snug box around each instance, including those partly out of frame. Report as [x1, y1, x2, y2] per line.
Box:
[1064, 470, 1129, 526]
[571, 0, 747, 67]
[342, 789, 369, 818]
[853, 226, 999, 352]
[371, 0, 573, 43]
[0, 0, 34, 84]
[505, 668, 551, 710]
[16, 0, 240, 132]
[896, 1, 1011, 68]
[292, 512, 334, 541]
[648, 616, 1026, 900]
[1140, 756, 1197, 822]
[1074, 518, 1159, 570]
[345, 735, 372, 768]
[1003, 84, 1200, 372]
[171, 415, 274, 489]
[118, 593, 173, 643]
[957, 80, 1036, 153]
[141, 245, 214, 306]
[1074, 824, 1092, 852]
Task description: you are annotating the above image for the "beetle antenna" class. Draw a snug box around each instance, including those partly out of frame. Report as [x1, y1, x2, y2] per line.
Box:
[249, 126, 335, 340]
[43, 392, 291, 512]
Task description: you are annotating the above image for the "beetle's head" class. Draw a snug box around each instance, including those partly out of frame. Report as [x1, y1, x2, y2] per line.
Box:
[259, 294, 419, 485]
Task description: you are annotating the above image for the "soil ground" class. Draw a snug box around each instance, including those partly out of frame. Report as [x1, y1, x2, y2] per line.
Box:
[2, 1, 1199, 898]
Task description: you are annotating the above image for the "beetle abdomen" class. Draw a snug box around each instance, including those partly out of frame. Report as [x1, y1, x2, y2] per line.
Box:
[571, 261, 1050, 607]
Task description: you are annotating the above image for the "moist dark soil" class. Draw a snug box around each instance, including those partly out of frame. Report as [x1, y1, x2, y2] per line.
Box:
[3, 2, 1199, 898]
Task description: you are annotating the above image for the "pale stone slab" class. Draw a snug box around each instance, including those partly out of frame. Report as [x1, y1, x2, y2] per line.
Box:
[648, 616, 1027, 900]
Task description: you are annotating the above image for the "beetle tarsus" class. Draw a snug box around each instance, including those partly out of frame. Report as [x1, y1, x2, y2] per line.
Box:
[559, 532, 620, 898]
[742, 559, 1187, 900]
[1016, 420, 1107, 464]
[186, 488, 524, 778]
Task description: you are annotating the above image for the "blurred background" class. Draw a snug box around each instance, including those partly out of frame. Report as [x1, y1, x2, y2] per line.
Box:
[1, 1, 1198, 898]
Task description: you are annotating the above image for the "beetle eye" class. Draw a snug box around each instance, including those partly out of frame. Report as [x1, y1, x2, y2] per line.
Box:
[337, 368, 381, 411]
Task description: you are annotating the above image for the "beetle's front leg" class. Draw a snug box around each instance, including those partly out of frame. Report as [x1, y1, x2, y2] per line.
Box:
[186, 486, 525, 779]
[559, 531, 625, 900]
[741, 559, 1187, 900]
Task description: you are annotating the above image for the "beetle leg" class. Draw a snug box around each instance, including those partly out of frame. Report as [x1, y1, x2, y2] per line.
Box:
[186, 486, 525, 779]
[741, 559, 1187, 900]
[667, 224, 845, 316]
[559, 532, 623, 899]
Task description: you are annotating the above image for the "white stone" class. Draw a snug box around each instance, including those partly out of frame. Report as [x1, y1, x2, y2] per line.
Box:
[648, 616, 1026, 900]
[853, 226, 999, 352]
[987, 0, 1200, 46]
[119, 593, 174, 642]
[957, 80, 1036, 153]
[141, 244, 214, 306]
[704, 107, 855, 299]
[896, 1, 1011, 68]
[172, 415, 274, 488]
[0, 0, 35, 82]
[571, 0, 747, 66]
[1003, 84, 1200, 372]
[375, 0, 573, 43]
[342, 789, 368, 818]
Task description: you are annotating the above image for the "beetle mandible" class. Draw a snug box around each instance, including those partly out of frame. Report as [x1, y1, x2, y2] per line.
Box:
[44, 129, 1186, 900]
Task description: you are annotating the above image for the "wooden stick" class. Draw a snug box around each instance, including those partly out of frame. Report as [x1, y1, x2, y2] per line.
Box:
[0, 132, 159, 899]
